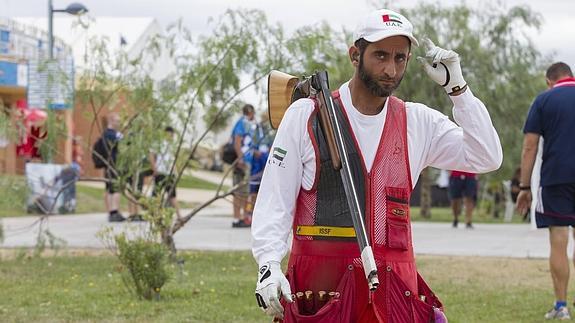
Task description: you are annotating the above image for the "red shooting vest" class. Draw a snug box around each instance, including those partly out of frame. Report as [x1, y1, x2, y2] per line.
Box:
[281, 92, 444, 323]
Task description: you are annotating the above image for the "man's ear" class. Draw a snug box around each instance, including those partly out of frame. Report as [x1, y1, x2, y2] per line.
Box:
[349, 46, 360, 66]
[546, 78, 553, 89]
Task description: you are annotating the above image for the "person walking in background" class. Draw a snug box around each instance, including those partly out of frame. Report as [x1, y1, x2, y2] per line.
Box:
[150, 126, 180, 218]
[245, 111, 276, 220]
[126, 167, 151, 221]
[230, 104, 256, 228]
[517, 62, 575, 320]
[102, 113, 125, 222]
[449, 170, 478, 228]
[124, 130, 153, 222]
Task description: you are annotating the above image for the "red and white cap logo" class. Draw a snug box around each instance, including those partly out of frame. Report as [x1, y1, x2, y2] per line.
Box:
[354, 9, 418, 46]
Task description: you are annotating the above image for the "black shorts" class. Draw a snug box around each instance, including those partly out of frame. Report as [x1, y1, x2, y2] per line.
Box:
[448, 175, 477, 200]
[153, 174, 176, 199]
[105, 168, 119, 194]
[535, 183, 575, 228]
[127, 169, 153, 192]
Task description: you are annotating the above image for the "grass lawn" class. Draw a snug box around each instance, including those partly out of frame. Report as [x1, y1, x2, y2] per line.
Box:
[177, 174, 227, 191]
[3, 174, 521, 225]
[75, 185, 132, 214]
[410, 206, 526, 224]
[0, 250, 564, 322]
[0, 176, 196, 218]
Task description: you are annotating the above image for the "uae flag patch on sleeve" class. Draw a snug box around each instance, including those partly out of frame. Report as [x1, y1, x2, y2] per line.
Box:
[270, 147, 287, 168]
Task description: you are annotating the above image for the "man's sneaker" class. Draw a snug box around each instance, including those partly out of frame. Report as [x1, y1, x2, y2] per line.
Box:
[544, 306, 571, 320]
[466, 223, 474, 229]
[452, 220, 458, 228]
[232, 219, 251, 228]
[108, 212, 126, 222]
[128, 214, 145, 222]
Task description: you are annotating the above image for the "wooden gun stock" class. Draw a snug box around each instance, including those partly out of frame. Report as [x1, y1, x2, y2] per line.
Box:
[316, 93, 341, 170]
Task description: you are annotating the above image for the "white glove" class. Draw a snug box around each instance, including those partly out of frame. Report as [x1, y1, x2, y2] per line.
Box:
[255, 261, 293, 319]
[417, 38, 467, 95]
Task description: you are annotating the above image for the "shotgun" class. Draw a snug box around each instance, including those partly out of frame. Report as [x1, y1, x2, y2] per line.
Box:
[310, 71, 379, 291]
[268, 70, 379, 290]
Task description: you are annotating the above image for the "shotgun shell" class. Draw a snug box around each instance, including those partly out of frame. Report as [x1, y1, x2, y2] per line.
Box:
[317, 290, 327, 309]
[328, 291, 337, 300]
[304, 290, 314, 314]
[295, 291, 304, 313]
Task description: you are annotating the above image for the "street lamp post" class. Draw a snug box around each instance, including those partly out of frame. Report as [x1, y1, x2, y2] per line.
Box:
[48, 0, 88, 59]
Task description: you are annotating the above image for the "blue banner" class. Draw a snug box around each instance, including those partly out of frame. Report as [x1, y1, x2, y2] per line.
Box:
[0, 61, 18, 86]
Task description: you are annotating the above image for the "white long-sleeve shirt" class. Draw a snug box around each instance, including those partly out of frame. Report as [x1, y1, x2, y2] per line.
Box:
[252, 82, 503, 266]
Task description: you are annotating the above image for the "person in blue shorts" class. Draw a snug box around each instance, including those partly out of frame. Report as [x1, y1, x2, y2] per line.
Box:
[517, 62, 575, 320]
[449, 170, 477, 228]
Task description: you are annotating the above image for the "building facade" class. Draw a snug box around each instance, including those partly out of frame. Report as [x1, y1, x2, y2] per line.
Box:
[0, 17, 74, 174]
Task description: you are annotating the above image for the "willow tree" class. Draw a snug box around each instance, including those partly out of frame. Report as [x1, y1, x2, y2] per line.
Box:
[72, 8, 353, 258]
[166, 9, 354, 251]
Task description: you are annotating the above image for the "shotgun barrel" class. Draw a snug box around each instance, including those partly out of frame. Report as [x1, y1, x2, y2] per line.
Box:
[311, 71, 379, 291]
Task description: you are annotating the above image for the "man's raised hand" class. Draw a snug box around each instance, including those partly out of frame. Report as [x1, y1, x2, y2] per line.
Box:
[417, 38, 467, 95]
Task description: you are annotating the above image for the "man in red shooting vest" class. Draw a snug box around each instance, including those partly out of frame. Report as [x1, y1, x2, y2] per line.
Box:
[252, 8, 502, 322]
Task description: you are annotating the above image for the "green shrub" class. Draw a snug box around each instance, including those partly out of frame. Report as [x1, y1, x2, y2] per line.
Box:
[115, 233, 171, 300]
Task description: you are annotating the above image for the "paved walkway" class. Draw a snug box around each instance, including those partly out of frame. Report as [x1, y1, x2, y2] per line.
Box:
[1, 207, 567, 258]
[3, 169, 569, 258]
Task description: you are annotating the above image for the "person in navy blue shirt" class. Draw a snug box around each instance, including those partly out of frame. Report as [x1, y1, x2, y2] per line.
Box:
[102, 112, 125, 222]
[517, 62, 575, 320]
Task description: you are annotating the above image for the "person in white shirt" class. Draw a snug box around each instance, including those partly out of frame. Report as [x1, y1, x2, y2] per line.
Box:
[150, 126, 180, 218]
[252, 8, 502, 322]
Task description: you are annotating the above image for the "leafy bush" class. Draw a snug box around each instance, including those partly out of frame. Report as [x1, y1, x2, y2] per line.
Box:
[115, 233, 171, 300]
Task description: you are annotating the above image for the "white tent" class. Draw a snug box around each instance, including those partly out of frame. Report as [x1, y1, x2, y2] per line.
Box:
[14, 16, 175, 81]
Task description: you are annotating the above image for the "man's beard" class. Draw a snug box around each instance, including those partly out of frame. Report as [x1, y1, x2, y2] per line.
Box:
[358, 58, 403, 97]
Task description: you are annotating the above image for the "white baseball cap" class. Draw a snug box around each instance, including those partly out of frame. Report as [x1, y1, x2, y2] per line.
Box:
[353, 9, 419, 46]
